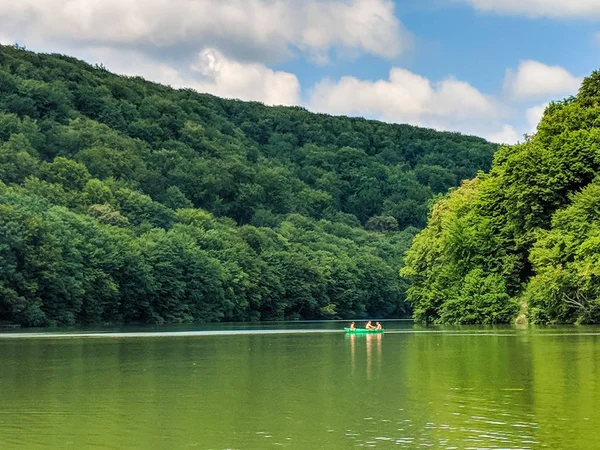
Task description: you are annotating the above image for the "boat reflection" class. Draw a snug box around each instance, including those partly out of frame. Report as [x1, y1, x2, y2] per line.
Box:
[347, 333, 382, 380]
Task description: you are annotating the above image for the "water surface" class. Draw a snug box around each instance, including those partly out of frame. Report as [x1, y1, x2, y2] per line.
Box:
[1, 321, 599, 449]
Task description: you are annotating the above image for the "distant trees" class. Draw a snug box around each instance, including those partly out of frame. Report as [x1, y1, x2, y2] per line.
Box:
[0, 44, 497, 326]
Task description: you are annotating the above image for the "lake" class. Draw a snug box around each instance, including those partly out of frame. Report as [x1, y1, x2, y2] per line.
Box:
[1, 321, 599, 449]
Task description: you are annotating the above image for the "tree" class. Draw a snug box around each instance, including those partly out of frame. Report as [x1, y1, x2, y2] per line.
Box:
[366, 215, 399, 232]
[0, 134, 38, 183]
[39, 157, 91, 191]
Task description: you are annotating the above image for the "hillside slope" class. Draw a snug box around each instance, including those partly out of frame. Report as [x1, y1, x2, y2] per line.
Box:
[0, 45, 497, 326]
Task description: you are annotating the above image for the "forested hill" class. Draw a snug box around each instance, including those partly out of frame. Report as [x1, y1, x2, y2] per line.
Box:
[402, 70, 600, 325]
[0, 44, 497, 327]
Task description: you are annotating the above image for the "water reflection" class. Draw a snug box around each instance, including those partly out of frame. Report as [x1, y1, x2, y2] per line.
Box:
[1, 324, 600, 449]
[367, 334, 371, 379]
[350, 334, 355, 375]
[347, 333, 383, 380]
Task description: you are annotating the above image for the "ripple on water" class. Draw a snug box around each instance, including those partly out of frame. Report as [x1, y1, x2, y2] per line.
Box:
[343, 405, 542, 449]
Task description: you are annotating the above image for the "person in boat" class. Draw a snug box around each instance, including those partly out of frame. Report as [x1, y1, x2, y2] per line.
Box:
[349, 322, 356, 330]
[375, 322, 382, 330]
[365, 321, 375, 330]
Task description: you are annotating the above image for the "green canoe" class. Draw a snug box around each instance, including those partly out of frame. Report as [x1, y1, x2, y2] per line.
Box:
[344, 328, 384, 334]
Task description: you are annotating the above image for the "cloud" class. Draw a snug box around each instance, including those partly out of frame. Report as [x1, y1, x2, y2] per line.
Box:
[525, 102, 549, 132]
[461, 0, 600, 18]
[298, 0, 411, 63]
[87, 47, 301, 106]
[307, 68, 513, 141]
[190, 49, 301, 105]
[486, 125, 520, 144]
[0, 0, 409, 64]
[309, 69, 497, 122]
[503, 60, 581, 101]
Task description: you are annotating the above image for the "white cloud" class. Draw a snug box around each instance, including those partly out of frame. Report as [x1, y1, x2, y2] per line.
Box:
[0, 33, 14, 46]
[503, 60, 581, 101]
[307, 68, 528, 143]
[298, 0, 410, 63]
[461, 0, 600, 18]
[190, 49, 301, 105]
[486, 125, 520, 144]
[307, 68, 510, 140]
[88, 47, 300, 106]
[309, 69, 497, 123]
[525, 102, 549, 132]
[0, 0, 409, 64]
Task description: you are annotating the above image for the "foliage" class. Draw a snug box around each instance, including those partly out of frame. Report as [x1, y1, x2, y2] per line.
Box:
[0, 45, 497, 326]
[403, 69, 600, 324]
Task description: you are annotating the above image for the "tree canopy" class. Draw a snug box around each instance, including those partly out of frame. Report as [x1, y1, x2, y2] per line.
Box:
[0, 45, 497, 326]
[402, 70, 600, 325]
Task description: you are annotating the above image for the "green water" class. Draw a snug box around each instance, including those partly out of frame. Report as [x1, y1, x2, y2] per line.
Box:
[1, 322, 599, 449]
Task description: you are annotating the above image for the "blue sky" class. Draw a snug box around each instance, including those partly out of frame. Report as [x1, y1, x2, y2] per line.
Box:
[0, 0, 597, 143]
[280, 3, 596, 92]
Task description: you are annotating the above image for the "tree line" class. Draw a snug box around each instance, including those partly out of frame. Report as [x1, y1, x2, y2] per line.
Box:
[0, 45, 496, 326]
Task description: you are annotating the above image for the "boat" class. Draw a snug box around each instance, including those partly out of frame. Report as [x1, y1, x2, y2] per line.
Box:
[344, 327, 384, 334]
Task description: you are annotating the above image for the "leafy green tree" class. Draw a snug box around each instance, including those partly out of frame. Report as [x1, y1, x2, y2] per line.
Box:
[39, 157, 91, 191]
[366, 215, 399, 232]
[87, 203, 130, 227]
[403, 69, 600, 324]
[0, 134, 38, 183]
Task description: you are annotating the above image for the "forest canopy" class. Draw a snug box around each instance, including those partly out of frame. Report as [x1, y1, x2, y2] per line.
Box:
[0, 45, 497, 327]
[402, 70, 600, 325]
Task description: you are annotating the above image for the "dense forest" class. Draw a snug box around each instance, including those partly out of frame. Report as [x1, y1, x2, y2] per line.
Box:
[0, 44, 497, 327]
[402, 70, 600, 325]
